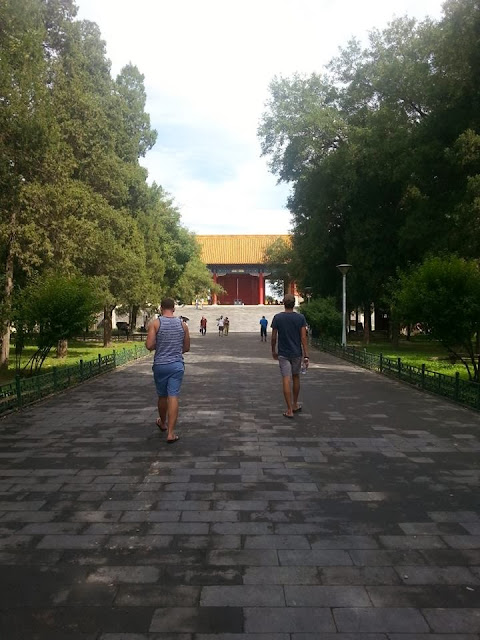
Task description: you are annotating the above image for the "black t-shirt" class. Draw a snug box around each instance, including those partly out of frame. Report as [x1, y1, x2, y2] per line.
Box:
[271, 311, 306, 358]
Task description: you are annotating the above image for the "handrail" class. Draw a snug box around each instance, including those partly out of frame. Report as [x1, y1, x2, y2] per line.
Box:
[0, 345, 149, 416]
[313, 338, 480, 411]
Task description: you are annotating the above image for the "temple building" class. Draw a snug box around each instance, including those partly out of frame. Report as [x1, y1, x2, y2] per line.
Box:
[197, 234, 293, 305]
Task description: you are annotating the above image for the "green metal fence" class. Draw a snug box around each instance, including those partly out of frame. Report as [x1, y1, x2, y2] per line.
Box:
[0, 345, 149, 416]
[313, 338, 480, 411]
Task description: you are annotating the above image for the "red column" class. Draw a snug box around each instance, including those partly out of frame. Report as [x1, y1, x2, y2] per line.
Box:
[212, 272, 218, 305]
[258, 272, 264, 305]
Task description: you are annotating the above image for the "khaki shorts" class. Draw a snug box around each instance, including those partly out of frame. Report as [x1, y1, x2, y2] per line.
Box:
[278, 355, 302, 377]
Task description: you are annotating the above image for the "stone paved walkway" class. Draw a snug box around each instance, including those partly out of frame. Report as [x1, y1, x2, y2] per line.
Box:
[1, 332, 480, 639]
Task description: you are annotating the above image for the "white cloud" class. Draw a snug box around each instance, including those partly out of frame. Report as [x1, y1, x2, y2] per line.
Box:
[76, 0, 445, 234]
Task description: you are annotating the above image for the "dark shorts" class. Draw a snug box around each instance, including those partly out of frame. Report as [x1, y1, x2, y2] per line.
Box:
[278, 355, 302, 377]
[260, 327, 267, 336]
[152, 361, 184, 397]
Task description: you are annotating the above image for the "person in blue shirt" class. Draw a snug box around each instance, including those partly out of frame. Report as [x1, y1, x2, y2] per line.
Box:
[271, 294, 309, 418]
[259, 315, 268, 342]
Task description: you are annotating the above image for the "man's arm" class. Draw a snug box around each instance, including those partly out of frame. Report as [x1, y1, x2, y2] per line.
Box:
[271, 327, 278, 360]
[300, 325, 309, 361]
[145, 318, 159, 351]
[182, 322, 190, 353]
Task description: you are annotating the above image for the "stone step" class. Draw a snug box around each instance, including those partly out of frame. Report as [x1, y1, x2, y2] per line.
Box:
[177, 304, 284, 333]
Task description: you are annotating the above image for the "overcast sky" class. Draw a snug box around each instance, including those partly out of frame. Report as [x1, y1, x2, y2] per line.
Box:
[76, 0, 445, 235]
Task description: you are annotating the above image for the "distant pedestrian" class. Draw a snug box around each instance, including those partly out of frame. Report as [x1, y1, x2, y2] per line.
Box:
[271, 294, 309, 418]
[259, 315, 268, 342]
[200, 316, 207, 335]
[224, 317, 230, 336]
[217, 315, 224, 336]
[146, 297, 190, 444]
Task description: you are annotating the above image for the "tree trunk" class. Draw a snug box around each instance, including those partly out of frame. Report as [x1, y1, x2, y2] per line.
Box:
[0, 213, 16, 371]
[391, 319, 400, 348]
[363, 302, 370, 345]
[103, 305, 115, 347]
[57, 339, 68, 358]
[130, 305, 139, 333]
[406, 324, 411, 341]
[355, 309, 359, 332]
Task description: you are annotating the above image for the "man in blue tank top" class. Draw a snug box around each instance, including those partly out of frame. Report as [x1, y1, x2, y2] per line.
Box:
[146, 298, 190, 443]
[271, 294, 309, 418]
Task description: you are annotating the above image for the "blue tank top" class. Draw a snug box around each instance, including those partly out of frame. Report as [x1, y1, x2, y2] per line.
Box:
[153, 316, 184, 365]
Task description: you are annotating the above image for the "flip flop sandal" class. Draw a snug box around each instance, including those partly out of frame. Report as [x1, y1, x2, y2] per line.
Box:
[167, 435, 180, 444]
[293, 406, 303, 413]
[156, 418, 168, 432]
[283, 412, 294, 419]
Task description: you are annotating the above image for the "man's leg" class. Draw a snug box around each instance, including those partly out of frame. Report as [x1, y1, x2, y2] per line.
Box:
[167, 396, 179, 440]
[157, 396, 167, 429]
[292, 374, 301, 410]
[282, 376, 294, 416]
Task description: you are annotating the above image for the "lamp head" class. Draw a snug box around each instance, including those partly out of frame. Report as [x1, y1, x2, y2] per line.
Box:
[336, 263, 352, 276]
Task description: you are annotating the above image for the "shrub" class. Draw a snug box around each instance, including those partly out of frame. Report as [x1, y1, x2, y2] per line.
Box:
[300, 297, 342, 340]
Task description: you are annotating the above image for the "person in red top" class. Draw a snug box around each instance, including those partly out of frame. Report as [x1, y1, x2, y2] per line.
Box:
[200, 316, 207, 335]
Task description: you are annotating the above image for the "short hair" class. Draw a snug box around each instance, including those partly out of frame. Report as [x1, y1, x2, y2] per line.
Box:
[283, 294, 295, 309]
[160, 297, 175, 310]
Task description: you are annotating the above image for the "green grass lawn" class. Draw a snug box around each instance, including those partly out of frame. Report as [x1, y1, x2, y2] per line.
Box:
[345, 335, 475, 381]
[1, 339, 150, 386]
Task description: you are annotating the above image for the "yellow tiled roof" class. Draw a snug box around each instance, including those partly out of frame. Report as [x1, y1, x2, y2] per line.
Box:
[196, 234, 291, 265]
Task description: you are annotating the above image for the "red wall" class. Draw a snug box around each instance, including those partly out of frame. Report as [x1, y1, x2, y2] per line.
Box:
[217, 274, 258, 305]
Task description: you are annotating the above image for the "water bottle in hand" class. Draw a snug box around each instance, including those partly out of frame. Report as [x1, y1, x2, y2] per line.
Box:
[301, 359, 307, 374]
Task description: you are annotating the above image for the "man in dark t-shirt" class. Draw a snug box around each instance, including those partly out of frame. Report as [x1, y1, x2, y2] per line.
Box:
[271, 294, 309, 418]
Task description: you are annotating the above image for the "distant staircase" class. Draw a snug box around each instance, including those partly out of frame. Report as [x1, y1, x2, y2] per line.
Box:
[177, 304, 284, 333]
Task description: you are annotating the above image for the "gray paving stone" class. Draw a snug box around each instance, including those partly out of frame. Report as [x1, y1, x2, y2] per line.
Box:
[200, 585, 285, 606]
[149, 607, 243, 632]
[320, 566, 401, 585]
[395, 565, 479, 584]
[149, 522, 209, 535]
[18, 522, 83, 535]
[380, 535, 447, 549]
[70, 511, 123, 523]
[389, 635, 477, 640]
[207, 550, 279, 566]
[428, 511, 480, 522]
[285, 585, 371, 606]
[244, 535, 310, 549]
[37, 534, 105, 549]
[278, 549, 352, 566]
[180, 510, 238, 522]
[334, 607, 430, 632]
[243, 566, 319, 584]
[214, 500, 268, 511]
[443, 535, 480, 549]
[115, 585, 200, 606]
[422, 608, 480, 632]
[120, 511, 180, 522]
[292, 636, 388, 640]
[349, 549, 426, 566]
[309, 535, 378, 549]
[244, 607, 335, 632]
[100, 635, 191, 640]
[0, 500, 45, 510]
[0, 511, 55, 522]
[105, 535, 172, 549]
[198, 635, 289, 640]
[87, 566, 159, 583]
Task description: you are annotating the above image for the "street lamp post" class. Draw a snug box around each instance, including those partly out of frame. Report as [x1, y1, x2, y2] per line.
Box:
[336, 264, 352, 347]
